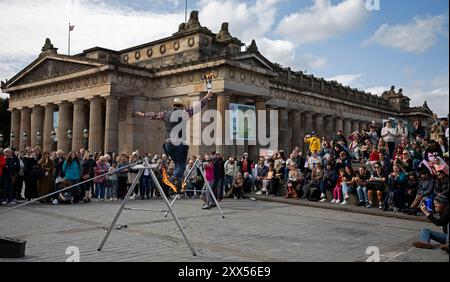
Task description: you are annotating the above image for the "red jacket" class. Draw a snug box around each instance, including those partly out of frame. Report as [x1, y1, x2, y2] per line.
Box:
[0, 155, 5, 177]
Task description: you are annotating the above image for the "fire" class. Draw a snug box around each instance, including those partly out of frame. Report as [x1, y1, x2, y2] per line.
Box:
[162, 167, 178, 193]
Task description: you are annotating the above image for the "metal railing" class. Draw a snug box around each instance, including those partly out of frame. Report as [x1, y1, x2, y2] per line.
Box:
[0, 160, 143, 216]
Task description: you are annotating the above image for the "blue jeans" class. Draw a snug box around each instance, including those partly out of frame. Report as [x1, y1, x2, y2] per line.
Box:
[357, 186, 368, 203]
[106, 180, 118, 199]
[140, 175, 152, 198]
[420, 228, 448, 244]
[2, 176, 14, 203]
[201, 180, 214, 205]
[224, 175, 234, 193]
[342, 183, 351, 197]
[95, 182, 105, 199]
[163, 143, 188, 179]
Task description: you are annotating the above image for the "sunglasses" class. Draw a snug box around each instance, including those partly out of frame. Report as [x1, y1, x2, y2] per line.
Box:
[375, 166, 381, 169]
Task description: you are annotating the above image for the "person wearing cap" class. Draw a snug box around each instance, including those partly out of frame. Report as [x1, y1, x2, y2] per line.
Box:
[304, 132, 321, 155]
[134, 90, 214, 192]
[412, 194, 449, 253]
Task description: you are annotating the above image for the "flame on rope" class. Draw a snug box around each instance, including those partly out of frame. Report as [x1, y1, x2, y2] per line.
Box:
[162, 167, 178, 193]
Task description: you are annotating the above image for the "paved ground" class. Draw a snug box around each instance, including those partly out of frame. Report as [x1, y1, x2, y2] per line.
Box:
[0, 198, 448, 262]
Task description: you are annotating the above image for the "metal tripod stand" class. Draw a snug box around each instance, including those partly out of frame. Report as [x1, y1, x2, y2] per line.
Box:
[97, 159, 198, 256]
[164, 158, 225, 219]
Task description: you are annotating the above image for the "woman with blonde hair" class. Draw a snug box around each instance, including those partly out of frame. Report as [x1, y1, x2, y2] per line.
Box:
[94, 156, 108, 200]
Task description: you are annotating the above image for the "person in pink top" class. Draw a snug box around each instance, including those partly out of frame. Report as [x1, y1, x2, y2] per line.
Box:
[201, 154, 215, 209]
[94, 156, 108, 200]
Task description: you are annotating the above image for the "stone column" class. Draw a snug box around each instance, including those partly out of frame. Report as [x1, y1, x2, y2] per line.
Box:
[278, 108, 290, 153]
[255, 98, 267, 158]
[303, 111, 314, 136]
[324, 115, 334, 139]
[302, 111, 314, 152]
[215, 94, 231, 157]
[292, 110, 303, 149]
[343, 118, 352, 138]
[314, 113, 324, 137]
[72, 99, 88, 152]
[126, 96, 146, 154]
[19, 107, 31, 150]
[10, 109, 21, 149]
[359, 121, 367, 132]
[57, 102, 72, 153]
[43, 104, 56, 152]
[31, 106, 44, 148]
[334, 117, 343, 135]
[88, 97, 104, 154]
[104, 96, 119, 154]
[352, 120, 360, 133]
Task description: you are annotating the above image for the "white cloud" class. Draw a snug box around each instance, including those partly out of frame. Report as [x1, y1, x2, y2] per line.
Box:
[404, 74, 449, 116]
[297, 53, 327, 70]
[364, 15, 448, 53]
[198, 0, 280, 43]
[363, 86, 389, 95]
[0, 0, 184, 82]
[276, 0, 368, 45]
[326, 74, 362, 86]
[257, 38, 296, 67]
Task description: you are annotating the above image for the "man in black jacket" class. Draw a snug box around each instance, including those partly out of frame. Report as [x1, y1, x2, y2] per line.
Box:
[1, 148, 20, 205]
[212, 152, 225, 201]
[413, 195, 449, 253]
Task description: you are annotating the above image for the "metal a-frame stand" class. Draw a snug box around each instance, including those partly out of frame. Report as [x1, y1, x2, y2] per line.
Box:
[164, 158, 225, 219]
[98, 159, 197, 256]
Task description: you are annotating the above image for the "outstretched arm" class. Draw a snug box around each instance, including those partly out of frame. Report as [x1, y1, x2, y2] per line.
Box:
[186, 90, 214, 118]
[134, 110, 167, 121]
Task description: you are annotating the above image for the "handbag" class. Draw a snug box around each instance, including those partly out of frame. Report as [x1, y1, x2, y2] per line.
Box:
[30, 165, 45, 178]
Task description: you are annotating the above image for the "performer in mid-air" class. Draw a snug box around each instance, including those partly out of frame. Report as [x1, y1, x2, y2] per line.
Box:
[134, 89, 214, 192]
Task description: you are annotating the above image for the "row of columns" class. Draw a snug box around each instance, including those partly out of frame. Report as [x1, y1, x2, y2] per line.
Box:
[275, 108, 372, 154]
[10, 96, 120, 154]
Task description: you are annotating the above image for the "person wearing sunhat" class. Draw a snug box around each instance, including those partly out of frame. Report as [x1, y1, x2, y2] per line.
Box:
[412, 194, 449, 253]
[134, 90, 214, 192]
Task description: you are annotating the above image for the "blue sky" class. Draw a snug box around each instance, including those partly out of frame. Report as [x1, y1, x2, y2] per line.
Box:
[0, 0, 448, 115]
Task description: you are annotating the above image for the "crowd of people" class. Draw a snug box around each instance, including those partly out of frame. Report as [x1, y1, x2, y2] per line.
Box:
[1, 116, 448, 252]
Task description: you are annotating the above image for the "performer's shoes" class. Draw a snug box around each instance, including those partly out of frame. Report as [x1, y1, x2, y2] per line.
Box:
[172, 177, 183, 194]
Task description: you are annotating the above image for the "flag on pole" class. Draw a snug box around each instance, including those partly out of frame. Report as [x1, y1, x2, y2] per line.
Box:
[69, 24, 75, 31]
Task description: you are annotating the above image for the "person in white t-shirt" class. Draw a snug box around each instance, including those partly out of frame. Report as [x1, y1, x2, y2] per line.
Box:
[381, 120, 398, 158]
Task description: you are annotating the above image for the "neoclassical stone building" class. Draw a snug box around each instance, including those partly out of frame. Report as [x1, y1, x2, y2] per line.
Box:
[1, 11, 434, 159]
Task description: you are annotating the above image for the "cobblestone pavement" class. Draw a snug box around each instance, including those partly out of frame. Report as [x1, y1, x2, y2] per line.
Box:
[0, 198, 448, 262]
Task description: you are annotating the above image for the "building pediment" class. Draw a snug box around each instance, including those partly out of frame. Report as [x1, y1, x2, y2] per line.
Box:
[2, 55, 106, 90]
[231, 53, 276, 74]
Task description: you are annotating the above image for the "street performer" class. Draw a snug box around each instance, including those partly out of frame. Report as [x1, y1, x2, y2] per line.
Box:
[134, 89, 215, 192]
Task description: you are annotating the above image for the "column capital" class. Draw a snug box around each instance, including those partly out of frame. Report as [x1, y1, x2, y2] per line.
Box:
[86, 96, 104, 102]
[72, 99, 89, 106]
[43, 103, 57, 108]
[104, 95, 120, 101]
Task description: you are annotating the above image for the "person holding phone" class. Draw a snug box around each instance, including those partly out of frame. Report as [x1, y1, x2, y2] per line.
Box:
[412, 195, 449, 253]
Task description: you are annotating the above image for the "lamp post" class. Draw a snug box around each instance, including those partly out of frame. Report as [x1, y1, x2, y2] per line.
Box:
[51, 130, 56, 152]
[67, 129, 73, 151]
[10, 132, 15, 148]
[83, 128, 89, 150]
[22, 130, 28, 150]
[36, 130, 42, 147]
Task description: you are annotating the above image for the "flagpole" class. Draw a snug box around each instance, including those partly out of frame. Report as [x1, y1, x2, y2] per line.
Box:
[68, 22, 71, 55]
[185, 0, 187, 23]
